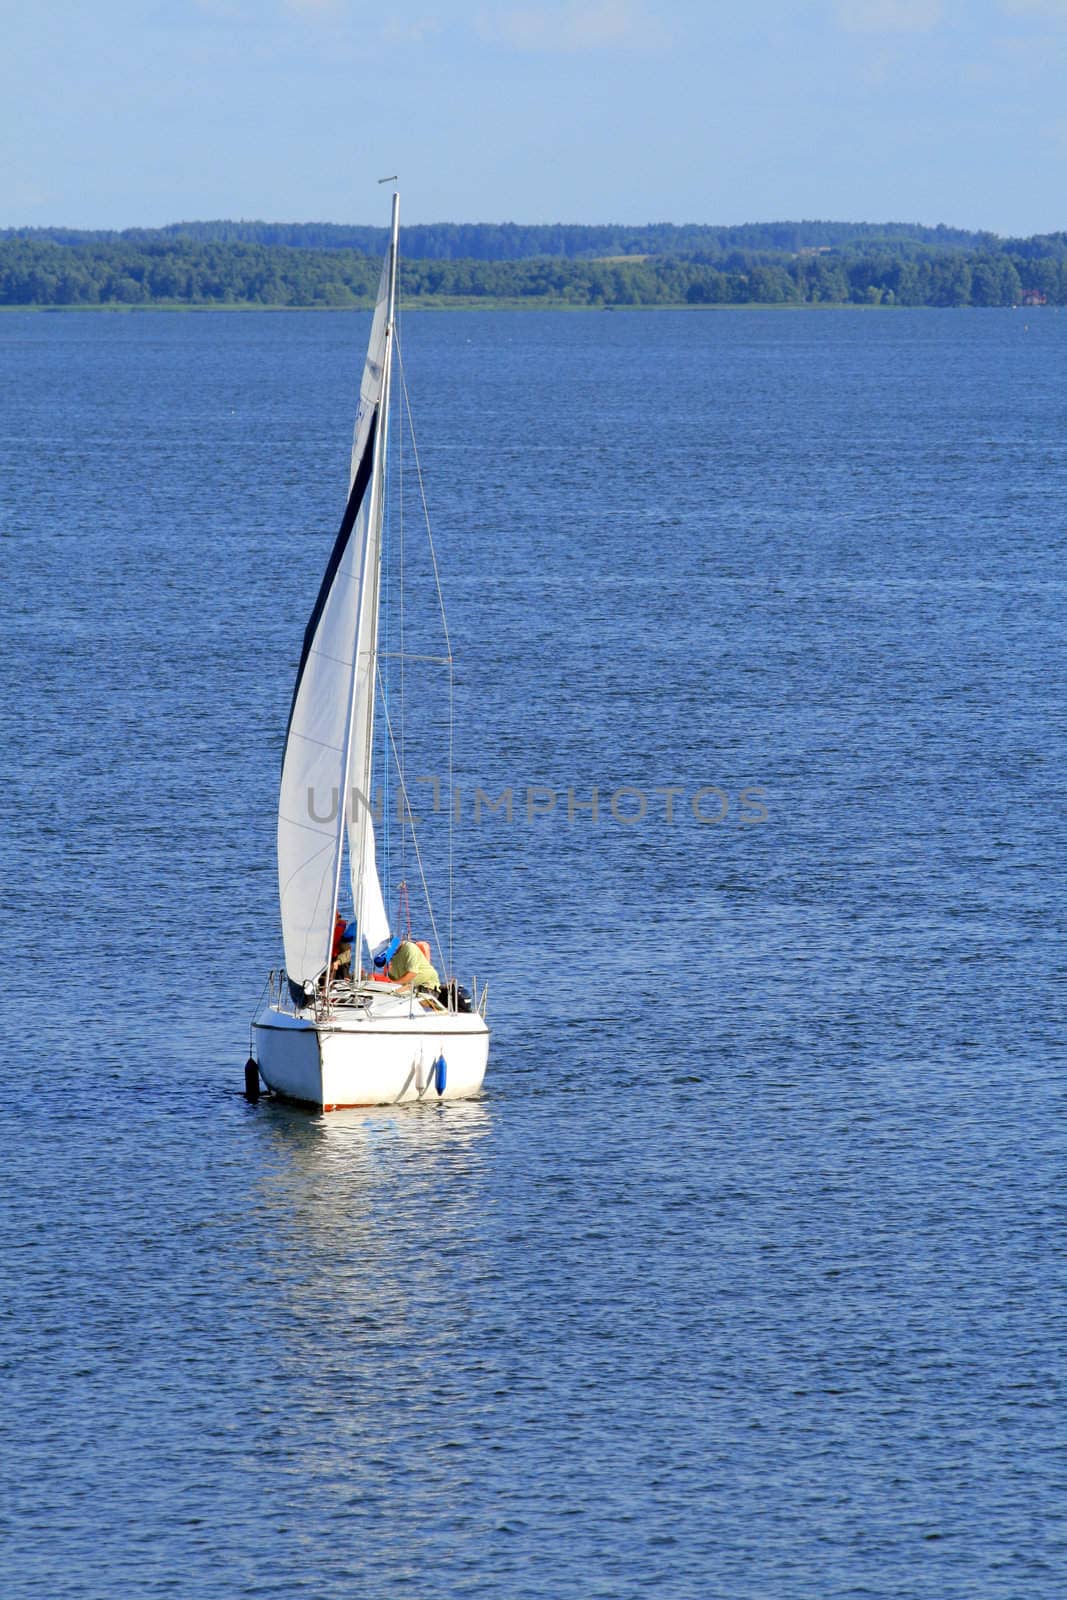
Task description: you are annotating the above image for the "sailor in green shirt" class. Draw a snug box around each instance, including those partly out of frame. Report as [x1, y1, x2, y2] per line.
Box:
[388, 939, 440, 991]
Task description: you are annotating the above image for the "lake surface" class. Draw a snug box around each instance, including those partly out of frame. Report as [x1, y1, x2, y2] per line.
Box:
[1, 307, 1064, 1598]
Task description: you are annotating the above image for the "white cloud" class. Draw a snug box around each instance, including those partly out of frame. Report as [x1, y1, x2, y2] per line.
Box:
[479, 1, 670, 53]
[192, 0, 338, 19]
[999, 0, 1067, 16]
[380, 17, 445, 44]
[836, 0, 943, 31]
[191, 0, 254, 18]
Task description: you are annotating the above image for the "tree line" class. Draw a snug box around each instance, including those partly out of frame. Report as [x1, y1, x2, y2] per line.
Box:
[2, 233, 1066, 308]
[2, 218, 1029, 260]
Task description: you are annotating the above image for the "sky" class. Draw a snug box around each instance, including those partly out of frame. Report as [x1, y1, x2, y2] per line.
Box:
[3, 0, 1067, 234]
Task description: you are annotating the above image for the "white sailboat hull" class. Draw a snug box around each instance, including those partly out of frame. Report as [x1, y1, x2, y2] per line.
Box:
[254, 197, 493, 1108]
[252, 997, 489, 1110]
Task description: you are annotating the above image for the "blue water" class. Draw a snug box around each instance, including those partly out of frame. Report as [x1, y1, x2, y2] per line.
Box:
[1, 307, 1064, 1598]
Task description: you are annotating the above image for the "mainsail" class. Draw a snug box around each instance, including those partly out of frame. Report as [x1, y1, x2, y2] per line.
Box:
[276, 207, 397, 989]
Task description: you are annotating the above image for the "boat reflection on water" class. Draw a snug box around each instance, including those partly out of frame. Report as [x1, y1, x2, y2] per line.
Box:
[250, 1097, 495, 1390]
[255, 1099, 493, 1258]
[260, 1095, 492, 1165]
[240, 1100, 498, 1561]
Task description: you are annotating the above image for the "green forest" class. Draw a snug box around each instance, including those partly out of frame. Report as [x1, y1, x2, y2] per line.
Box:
[3, 220, 1067, 308]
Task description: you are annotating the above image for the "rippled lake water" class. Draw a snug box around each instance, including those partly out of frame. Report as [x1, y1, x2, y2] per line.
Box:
[1, 306, 1065, 1598]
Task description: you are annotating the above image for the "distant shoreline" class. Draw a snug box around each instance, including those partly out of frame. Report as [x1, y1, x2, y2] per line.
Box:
[2, 299, 1045, 314]
[5, 220, 1061, 308]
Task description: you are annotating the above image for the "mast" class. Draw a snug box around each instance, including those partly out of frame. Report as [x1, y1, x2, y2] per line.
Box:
[341, 190, 400, 964]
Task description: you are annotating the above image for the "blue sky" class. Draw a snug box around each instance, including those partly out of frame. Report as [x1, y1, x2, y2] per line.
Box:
[3, 0, 1067, 232]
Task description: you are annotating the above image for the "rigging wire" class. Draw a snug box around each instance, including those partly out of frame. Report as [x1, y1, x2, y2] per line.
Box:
[397, 307, 407, 896]
[394, 332, 455, 978]
[379, 370, 391, 917]
[376, 661, 444, 970]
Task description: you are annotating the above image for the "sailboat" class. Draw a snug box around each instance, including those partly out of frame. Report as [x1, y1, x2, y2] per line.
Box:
[249, 192, 490, 1110]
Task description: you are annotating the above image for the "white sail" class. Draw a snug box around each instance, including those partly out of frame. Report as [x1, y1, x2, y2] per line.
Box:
[346, 583, 391, 951]
[356, 813, 390, 952]
[276, 239, 394, 990]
